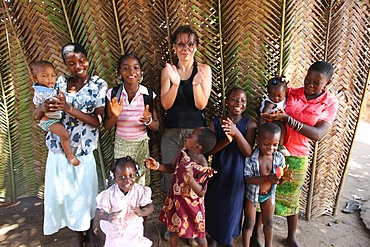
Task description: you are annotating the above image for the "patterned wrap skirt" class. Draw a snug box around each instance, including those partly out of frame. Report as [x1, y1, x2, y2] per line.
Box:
[274, 156, 308, 216]
[114, 134, 150, 186]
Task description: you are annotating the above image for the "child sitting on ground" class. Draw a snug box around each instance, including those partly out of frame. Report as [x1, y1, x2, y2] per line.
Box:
[31, 60, 80, 166]
[259, 76, 290, 156]
[145, 127, 217, 247]
[242, 122, 292, 247]
[95, 156, 154, 247]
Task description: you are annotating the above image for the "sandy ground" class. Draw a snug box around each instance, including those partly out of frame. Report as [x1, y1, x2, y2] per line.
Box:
[1, 121, 370, 247]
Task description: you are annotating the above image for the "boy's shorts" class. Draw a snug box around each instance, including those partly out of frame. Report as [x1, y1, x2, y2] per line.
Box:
[39, 119, 60, 131]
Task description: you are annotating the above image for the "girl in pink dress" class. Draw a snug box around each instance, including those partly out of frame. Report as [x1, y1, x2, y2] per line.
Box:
[145, 127, 217, 247]
[95, 156, 154, 247]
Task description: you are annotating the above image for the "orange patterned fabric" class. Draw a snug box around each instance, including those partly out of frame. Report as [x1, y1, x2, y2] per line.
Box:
[159, 149, 215, 238]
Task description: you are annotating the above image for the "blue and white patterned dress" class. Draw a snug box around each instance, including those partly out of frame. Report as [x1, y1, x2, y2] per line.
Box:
[43, 75, 107, 235]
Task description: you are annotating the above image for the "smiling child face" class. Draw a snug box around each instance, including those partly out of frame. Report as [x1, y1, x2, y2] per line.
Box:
[258, 131, 280, 156]
[114, 162, 137, 193]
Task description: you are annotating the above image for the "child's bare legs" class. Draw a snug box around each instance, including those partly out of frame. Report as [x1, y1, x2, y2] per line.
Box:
[242, 199, 256, 247]
[260, 197, 274, 247]
[275, 121, 286, 146]
[250, 212, 263, 247]
[89, 218, 104, 247]
[49, 122, 80, 166]
[286, 214, 302, 247]
[87, 219, 104, 247]
[275, 121, 290, 156]
[169, 232, 180, 247]
[194, 236, 207, 247]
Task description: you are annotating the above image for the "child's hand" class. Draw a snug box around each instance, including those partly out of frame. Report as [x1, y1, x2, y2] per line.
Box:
[106, 210, 122, 222]
[110, 97, 123, 118]
[144, 157, 159, 171]
[281, 164, 293, 182]
[267, 173, 280, 184]
[131, 207, 143, 217]
[270, 107, 283, 114]
[164, 63, 180, 86]
[261, 109, 286, 122]
[139, 114, 152, 125]
[222, 118, 238, 139]
[44, 91, 65, 112]
[183, 164, 194, 183]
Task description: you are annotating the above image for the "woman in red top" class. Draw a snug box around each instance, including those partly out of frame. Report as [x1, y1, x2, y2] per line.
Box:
[258, 61, 339, 247]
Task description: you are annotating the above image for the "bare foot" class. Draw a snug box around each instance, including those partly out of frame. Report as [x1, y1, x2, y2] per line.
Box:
[68, 155, 81, 166]
[72, 232, 85, 247]
[286, 237, 302, 247]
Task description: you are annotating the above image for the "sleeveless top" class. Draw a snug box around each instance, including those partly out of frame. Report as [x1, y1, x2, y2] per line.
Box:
[165, 62, 206, 128]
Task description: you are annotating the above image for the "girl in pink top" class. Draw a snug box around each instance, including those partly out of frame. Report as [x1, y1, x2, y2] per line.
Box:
[104, 54, 159, 186]
[95, 156, 154, 247]
[259, 61, 339, 247]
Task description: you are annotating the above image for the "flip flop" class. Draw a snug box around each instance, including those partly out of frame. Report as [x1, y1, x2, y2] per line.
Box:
[342, 200, 361, 213]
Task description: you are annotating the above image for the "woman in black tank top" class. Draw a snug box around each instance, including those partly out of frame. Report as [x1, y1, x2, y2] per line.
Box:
[159, 25, 212, 246]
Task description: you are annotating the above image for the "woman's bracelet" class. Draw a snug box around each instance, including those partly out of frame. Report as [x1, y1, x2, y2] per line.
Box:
[155, 161, 160, 170]
[144, 117, 153, 126]
[287, 116, 304, 132]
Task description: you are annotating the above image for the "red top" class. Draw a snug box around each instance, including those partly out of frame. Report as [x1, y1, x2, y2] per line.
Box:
[284, 87, 339, 156]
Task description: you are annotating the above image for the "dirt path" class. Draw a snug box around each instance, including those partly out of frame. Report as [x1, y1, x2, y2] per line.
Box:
[1, 121, 370, 247]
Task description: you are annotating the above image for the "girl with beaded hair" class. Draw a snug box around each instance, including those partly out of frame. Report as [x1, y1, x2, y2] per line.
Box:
[95, 156, 154, 247]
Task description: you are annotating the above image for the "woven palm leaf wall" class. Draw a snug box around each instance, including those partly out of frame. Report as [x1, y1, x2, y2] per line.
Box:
[0, 0, 369, 219]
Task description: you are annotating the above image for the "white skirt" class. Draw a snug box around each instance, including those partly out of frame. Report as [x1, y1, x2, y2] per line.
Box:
[43, 151, 98, 235]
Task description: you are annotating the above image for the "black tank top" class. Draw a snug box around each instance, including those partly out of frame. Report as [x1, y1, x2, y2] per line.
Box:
[165, 62, 206, 128]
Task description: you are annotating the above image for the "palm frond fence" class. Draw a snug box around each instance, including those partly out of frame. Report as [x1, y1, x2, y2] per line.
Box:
[0, 0, 369, 219]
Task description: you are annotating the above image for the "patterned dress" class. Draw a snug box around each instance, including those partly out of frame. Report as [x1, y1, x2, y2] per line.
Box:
[43, 75, 107, 235]
[159, 149, 215, 239]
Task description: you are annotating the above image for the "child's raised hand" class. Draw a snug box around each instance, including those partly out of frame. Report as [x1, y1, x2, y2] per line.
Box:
[110, 97, 123, 118]
[164, 63, 180, 87]
[222, 118, 238, 139]
[139, 106, 152, 125]
[281, 164, 293, 182]
[144, 157, 159, 171]
[183, 164, 194, 183]
[106, 210, 122, 222]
